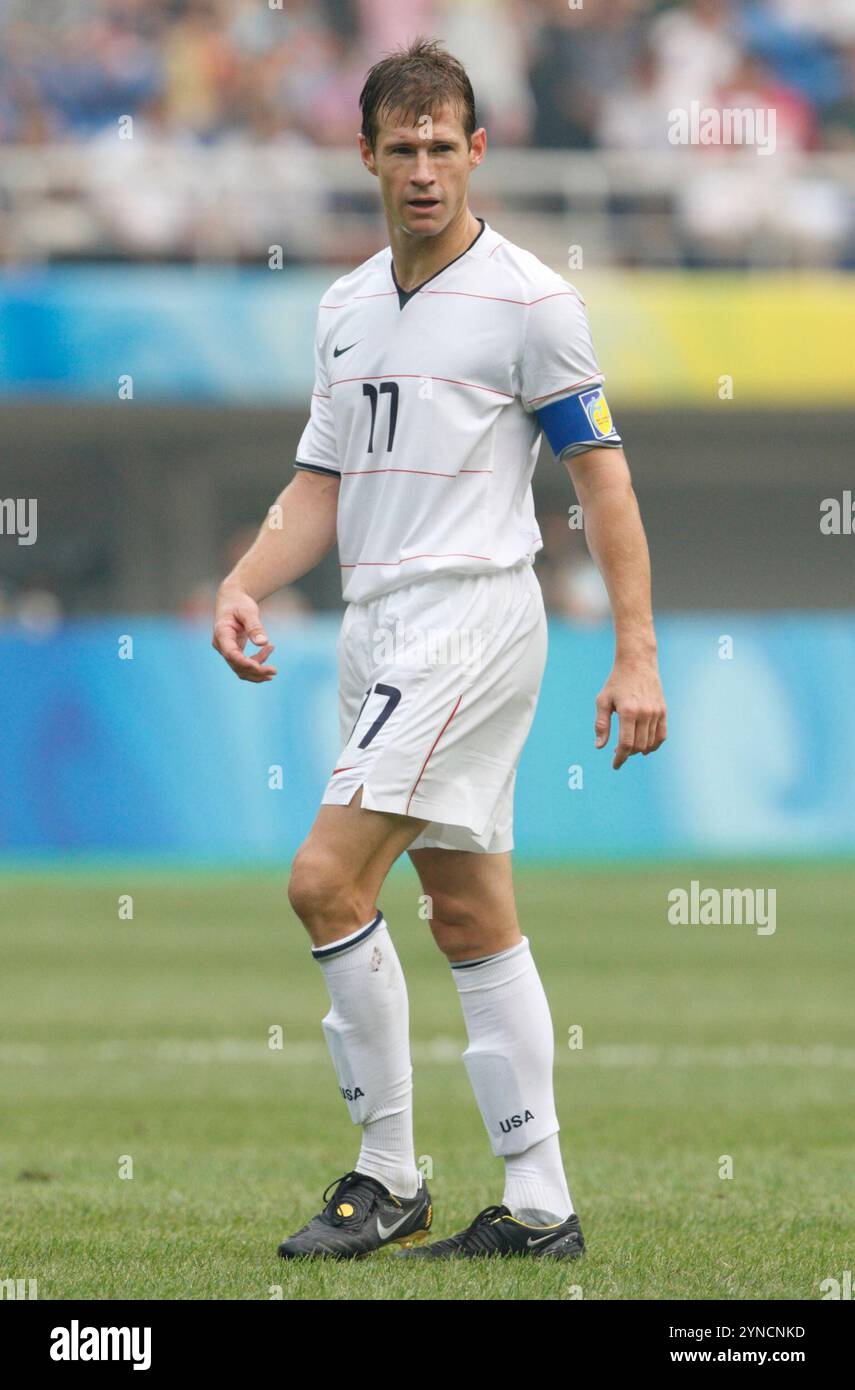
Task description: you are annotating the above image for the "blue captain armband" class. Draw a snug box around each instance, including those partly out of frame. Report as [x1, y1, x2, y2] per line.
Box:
[535, 386, 622, 458]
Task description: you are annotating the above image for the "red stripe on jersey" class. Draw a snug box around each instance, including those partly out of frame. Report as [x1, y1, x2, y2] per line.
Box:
[421, 289, 580, 306]
[525, 372, 602, 406]
[320, 292, 398, 307]
[406, 693, 464, 816]
[340, 467, 493, 478]
[321, 288, 578, 308]
[330, 372, 513, 398]
[340, 551, 493, 568]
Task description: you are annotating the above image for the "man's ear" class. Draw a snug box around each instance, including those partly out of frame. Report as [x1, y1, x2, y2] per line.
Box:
[358, 133, 378, 176]
[468, 127, 487, 171]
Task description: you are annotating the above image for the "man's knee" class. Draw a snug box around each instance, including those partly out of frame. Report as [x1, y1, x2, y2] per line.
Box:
[287, 844, 364, 932]
[288, 845, 344, 921]
[426, 891, 481, 957]
[426, 889, 519, 961]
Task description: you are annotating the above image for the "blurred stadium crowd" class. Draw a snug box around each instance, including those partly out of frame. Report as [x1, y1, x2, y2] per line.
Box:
[3, 0, 855, 152]
[1, 0, 855, 266]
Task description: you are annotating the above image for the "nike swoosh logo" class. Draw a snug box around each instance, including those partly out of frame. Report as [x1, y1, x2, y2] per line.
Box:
[333, 340, 362, 357]
[526, 1231, 561, 1248]
[376, 1210, 413, 1240]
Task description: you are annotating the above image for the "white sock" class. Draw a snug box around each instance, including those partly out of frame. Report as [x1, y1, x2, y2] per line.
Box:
[451, 936, 573, 1222]
[313, 913, 419, 1198]
[503, 1134, 573, 1222]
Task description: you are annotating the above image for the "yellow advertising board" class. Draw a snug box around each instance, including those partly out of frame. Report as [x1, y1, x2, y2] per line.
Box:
[558, 273, 855, 407]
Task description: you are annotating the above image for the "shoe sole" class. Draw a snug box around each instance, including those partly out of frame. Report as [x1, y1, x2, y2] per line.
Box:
[368, 1225, 431, 1257]
[397, 1238, 586, 1260]
[278, 1224, 433, 1261]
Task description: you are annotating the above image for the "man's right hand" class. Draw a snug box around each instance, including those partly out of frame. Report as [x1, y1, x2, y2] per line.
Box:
[212, 586, 278, 683]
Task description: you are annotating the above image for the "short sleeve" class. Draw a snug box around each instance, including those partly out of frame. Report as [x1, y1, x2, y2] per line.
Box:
[519, 287, 604, 412]
[294, 311, 340, 477]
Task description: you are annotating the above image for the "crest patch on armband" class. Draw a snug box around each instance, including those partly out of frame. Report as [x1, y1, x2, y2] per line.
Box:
[579, 388, 616, 439]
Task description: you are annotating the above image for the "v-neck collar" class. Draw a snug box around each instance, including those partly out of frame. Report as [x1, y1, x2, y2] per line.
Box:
[390, 217, 486, 310]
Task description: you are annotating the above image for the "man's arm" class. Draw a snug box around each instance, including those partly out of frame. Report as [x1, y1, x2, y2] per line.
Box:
[212, 469, 340, 683]
[564, 446, 667, 768]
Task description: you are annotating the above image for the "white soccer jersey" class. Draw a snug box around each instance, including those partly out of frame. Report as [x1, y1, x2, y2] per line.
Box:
[294, 217, 617, 604]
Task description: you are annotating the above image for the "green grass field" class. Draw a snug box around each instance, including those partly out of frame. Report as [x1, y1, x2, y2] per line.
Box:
[1, 862, 853, 1301]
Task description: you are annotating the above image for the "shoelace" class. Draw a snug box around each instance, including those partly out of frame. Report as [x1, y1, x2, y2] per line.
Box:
[321, 1170, 389, 1227]
[433, 1203, 510, 1254]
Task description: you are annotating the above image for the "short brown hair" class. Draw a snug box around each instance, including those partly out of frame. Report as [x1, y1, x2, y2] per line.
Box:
[359, 36, 477, 152]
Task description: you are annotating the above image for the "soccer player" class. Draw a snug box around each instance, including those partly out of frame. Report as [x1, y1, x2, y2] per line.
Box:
[212, 37, 666, 1260]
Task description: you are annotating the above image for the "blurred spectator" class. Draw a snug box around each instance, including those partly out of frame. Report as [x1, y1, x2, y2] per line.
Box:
[768, 0, 855, 44]
[0, 576, 63, 635]
[823, 43, 855, 149]
[528, 0, 647, 149]
[356, 0, 438, 57]
[535, 512, 610, 625]
[436, 0, 535, 146]
[741, 0, 849, 111]
[160, 0, 240, 139]
[181, 525, 314, 624]
[15, 584, 63, 636]
[647, 0, 740, 111]
[598, 42, 672, 150]
[676, 150, 849, 267]
[83, 96, 203, 259]
[716, 52, 819, 152]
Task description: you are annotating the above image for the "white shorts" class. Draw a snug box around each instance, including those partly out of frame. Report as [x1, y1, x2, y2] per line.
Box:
[321, 559, 548, 853]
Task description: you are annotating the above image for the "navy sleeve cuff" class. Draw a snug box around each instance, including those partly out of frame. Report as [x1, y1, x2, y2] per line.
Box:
[294, 460, 341, 477]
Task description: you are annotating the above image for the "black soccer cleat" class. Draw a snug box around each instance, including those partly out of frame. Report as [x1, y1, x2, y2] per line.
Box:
[277, 1169, 433, 1260]
[396, 1203, 584, 1260]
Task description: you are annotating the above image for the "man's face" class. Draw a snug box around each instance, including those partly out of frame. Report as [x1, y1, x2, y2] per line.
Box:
[359, 103, 486, 237]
